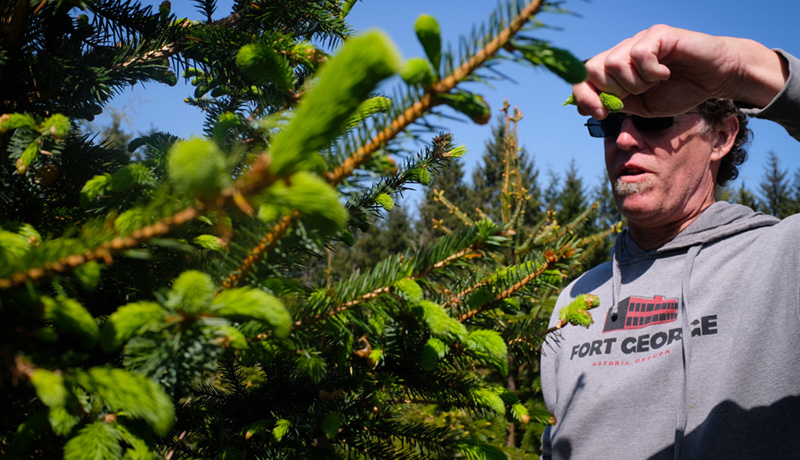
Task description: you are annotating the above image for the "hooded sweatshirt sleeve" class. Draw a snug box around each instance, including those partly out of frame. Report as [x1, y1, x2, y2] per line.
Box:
[741, 49, 800, 142]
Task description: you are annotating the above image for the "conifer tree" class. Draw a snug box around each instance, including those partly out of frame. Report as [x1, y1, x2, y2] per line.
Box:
[472, 111, 542, 227]
[550, 159, 589, 226]
[759, 150, 798, 218]
[0, 1, 603, 459]
[417, 152, 474, 243]
[731, 182, 764, 211]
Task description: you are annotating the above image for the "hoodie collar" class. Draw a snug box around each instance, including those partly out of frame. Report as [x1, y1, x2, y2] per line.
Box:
[617, 201, 779, 260]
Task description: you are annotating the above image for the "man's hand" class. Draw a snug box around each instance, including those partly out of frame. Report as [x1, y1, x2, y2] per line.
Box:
[571, 24, 788, 119]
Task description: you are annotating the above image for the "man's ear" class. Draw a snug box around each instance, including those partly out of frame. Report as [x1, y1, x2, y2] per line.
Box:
[711, 115, 739, 162]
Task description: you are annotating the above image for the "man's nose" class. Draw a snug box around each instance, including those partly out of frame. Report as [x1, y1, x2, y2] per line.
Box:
[613, 117, 643, 150]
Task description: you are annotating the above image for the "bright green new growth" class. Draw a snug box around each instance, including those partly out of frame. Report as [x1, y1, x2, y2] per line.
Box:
[455, 439, 509, 460]
[41, 114, 70, 138]
[469, 387, 505, 415]
[513, 40, 587, 84]
[414, 14, 441, 74]
[414, 300, 468, 343]
[42, 296, 99, 347]
[466, 330, 509, 376]
[165, 270, 216, 315]
[212, 287, 292, 338]
[393, 277, 423, 303]
[408, 167, 432, 185]
[63, 422, 122, 460]
[268, 30, 400, 176]
[439, 90, 491, 125]
[563, 92, 624, 112]
[375, 193, 394, 211]
[257, 171, 348, 234]
[401, 56, 435, 87]
[273, 419, 292, 441]
[30, 369, 68, 408]
[599, 92, 625, 112]
[557, 293, 600, 328]
[166, 137, 230, 197]
[100, 302, 166, 351]
[74, 367, 174, 436]
[345, 96, 393, 129]
[421, 337, 448, 371]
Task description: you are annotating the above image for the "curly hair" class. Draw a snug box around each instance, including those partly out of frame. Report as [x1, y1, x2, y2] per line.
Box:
[697, 99, 752, 186]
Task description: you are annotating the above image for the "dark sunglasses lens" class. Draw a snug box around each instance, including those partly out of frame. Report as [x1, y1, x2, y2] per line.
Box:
[586, 119, 606, 138]
[586, 115, 676, 138]
[586, 117, 621, 138]
[632, 117, 674, 132]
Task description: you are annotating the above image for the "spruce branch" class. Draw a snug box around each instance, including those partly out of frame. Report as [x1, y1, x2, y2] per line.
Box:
[0, 206, 201, 290]
[433, 189, 474, 227]
[112, 12, 244, 73]
[220, 212, 297, 290]
[456, 257, 556, 322]
[200, 0, 548, 289]
[325, 0, 546, 186]
[292, 285, 391, 330]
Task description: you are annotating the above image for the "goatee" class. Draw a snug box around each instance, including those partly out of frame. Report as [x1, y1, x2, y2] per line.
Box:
[613, 177, 654, 196]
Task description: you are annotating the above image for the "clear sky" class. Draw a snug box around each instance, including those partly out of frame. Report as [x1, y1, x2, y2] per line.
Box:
[107, 0, 800, 200]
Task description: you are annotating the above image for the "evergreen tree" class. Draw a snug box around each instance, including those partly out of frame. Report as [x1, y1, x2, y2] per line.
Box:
[759, 150, 797, 218]
[551, 159, 589, 226]
[472, 111, 542, 226]
[726, 182, 763, 211]
[328, 205, 415, 279]
[0, 1, 601, 459]
[417, 153, 473, 243]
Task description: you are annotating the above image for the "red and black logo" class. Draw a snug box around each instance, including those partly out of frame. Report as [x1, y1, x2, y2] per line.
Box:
[603, 295, 678, 333]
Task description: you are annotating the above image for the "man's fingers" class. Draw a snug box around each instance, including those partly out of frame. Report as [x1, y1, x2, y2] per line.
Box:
[571, 82, 611, 119]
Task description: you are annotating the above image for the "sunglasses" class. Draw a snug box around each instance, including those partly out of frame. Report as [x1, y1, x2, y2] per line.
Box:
[585, 112, 702, 138]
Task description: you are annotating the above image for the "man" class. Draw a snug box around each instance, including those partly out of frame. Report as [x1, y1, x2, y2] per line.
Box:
[541, 25, 800, 459]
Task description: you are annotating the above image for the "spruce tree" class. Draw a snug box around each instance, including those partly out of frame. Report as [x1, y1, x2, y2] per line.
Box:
[417, 153, 473, 243]
[551, 159, 589, 226]
[0, 1, 602, 459]
[759, 150, 797, 218]
[472, 110, 542, 227]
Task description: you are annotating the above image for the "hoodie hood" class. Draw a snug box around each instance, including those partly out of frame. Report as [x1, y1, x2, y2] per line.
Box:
[616, 201, 780, 261]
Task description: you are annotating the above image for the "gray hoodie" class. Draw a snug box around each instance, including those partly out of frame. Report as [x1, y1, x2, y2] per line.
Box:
[541, 49, 800, 460]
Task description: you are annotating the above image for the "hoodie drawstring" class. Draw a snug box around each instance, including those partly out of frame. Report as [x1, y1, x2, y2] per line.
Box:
[673, 244, 702, 460]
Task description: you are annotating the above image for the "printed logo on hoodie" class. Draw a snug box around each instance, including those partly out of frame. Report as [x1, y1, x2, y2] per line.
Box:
[603, 295, 678, 333]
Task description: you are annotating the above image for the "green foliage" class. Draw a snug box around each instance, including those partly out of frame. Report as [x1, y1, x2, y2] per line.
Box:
[267, 29, 400, 176]
[415, 14, 442, 74]
[212, 287, 292, 338]
[439, 90, 492, 125]
[42, 296, 99, 347]
[512, 39, 587, 84]
[557, 294, 600, 328]
[74, 367, 174, 436]
[167, 138, 230, 197]
[64, 422, 123, 460]
[563, 91, 624, 112]
[100, 302, 167, 351]
[0, 1, 610, 459]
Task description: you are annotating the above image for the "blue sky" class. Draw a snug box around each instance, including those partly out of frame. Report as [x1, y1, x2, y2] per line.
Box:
[106, 0, 800, 200]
